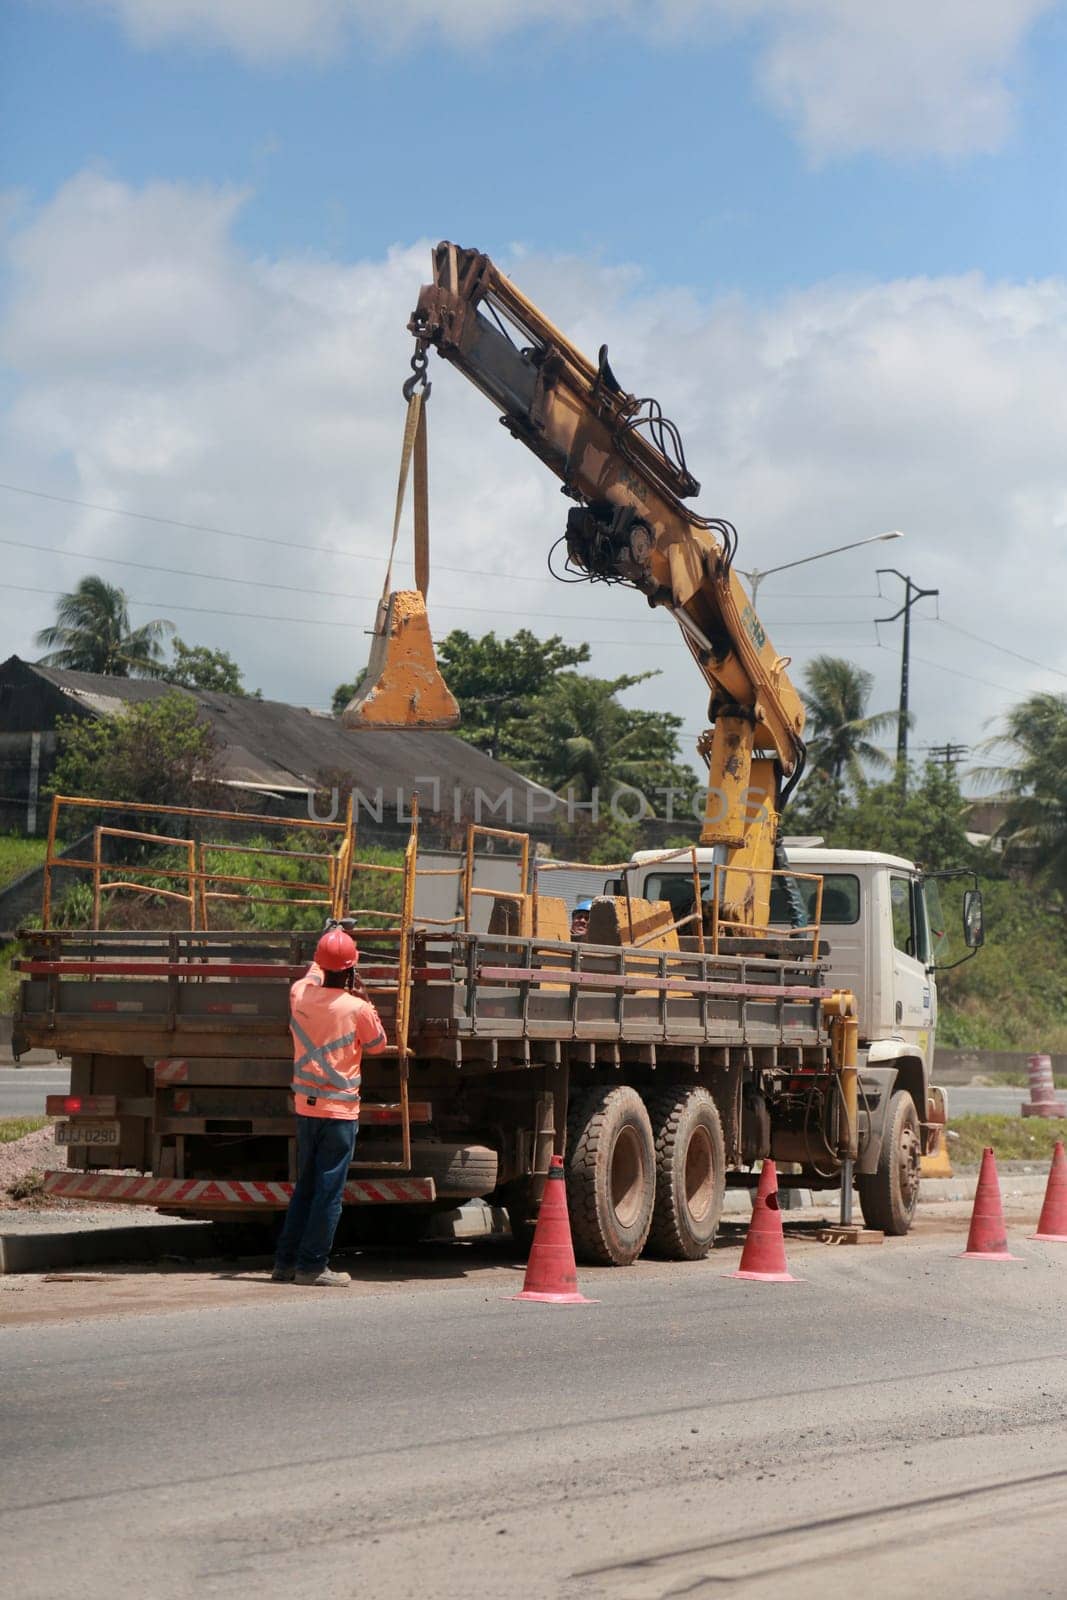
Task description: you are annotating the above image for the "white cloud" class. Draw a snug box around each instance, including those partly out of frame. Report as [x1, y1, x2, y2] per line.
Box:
[2, 172, 1066, 773]
[84, 0, 1057, 158]
[742, 0, 1055, 160]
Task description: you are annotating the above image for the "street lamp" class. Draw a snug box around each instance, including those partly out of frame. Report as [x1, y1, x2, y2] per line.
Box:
[737, 530, 904, 602]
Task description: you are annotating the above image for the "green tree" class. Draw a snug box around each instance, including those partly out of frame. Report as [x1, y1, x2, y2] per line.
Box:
[35, 576, 173, 677]
[332, 671, 367, 716]
[437, 629, 591, 761]
[525, 670, 694, 813]
[165, 638, 253, 695]
[50, 693, 224, 812]
[973, 691, 1067, 901]
[801, 656, 900, 789]
[793, 760, 972, 873]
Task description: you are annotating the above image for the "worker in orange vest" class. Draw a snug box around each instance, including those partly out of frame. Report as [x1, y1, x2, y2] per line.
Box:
[272, 926, 388, 1287]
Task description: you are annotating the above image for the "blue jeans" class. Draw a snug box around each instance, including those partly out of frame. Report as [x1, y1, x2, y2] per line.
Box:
[274, 1116, 358, 1274]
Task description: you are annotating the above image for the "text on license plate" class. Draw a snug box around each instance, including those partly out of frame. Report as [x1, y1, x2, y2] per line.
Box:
[55, 1120, 121, 1147]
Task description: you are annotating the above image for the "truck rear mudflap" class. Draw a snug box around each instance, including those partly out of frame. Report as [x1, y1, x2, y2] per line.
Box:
[41, 1172, 436, 1208]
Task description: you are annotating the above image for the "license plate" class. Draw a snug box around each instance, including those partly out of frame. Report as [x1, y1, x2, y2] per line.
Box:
[55, 1120, 121, 1147]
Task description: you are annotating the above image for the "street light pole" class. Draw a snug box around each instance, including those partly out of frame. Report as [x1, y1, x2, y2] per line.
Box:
[876, 569, 939, 783]
[739, 530, 904, 602]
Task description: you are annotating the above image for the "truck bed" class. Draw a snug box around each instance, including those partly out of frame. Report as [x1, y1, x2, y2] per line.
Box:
[15, 927, 834, 1063]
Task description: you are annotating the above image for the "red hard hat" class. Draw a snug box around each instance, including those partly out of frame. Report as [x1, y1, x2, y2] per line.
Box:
[314, 928, 359, 971]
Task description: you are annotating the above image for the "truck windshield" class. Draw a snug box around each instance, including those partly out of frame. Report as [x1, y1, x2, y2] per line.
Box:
[770, 874, 860, 925]
[642, 872, 711, 920]
[643, 871, 861, 926]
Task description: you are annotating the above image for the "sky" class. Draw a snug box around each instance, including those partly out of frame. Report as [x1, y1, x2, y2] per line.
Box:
[1, 0, 1066, 790]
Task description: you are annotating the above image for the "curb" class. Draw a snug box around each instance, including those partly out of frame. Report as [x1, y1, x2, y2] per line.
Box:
[0, 1202, 511, 1275]
[721, 1172, 1050, 1214]
[0, 1222, 218, 1275]
[0, 1179, 1049, 1275]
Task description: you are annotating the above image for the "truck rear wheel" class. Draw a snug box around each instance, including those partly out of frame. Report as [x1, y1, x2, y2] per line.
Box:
[645, 1088, 725, 1260]
[857, 1089, 920, 1235]
[565, 1085, 655, 1266]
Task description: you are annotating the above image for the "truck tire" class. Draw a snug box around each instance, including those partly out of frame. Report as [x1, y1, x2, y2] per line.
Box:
[357, 1142, 498, 1200]
[645, 1088, 725, 1260]
[857, 1089, 920, 1235]
[565, 1085, 656, 1266]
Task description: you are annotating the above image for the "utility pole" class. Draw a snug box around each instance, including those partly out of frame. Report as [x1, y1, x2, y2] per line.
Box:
[926, 741, 969, 775]
[876, 569, 939, 787]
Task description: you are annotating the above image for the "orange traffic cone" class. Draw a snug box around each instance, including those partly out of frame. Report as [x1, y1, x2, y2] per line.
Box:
[1031, 1139, 1067, 1243]
[956, 1147, 1019, 1260]
[508, 1156, 597, 1305]
[726, 1160, 801, 1283]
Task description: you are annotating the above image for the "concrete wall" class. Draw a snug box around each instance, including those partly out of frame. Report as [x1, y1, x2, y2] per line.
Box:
[933, 1048, 1066, 1082]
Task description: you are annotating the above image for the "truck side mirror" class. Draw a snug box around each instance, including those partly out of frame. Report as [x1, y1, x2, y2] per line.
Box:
[963, 888, 984, 949]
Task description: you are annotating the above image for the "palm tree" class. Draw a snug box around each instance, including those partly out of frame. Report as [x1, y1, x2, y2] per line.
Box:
[801, 656, 900, 789]
[35, 576, 174, 677]
[973, 691, 1067, 899]
[527, 670, 687, 801]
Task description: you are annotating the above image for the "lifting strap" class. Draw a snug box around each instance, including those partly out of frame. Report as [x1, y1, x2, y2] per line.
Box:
[379, 389, 430, 613]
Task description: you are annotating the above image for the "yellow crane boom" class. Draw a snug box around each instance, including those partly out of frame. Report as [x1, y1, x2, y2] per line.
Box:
[362, 241, 810, 926]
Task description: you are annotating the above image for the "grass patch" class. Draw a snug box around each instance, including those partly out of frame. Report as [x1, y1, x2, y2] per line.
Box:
[8, 1170, 46, 1200]
[0, 1116, 48, 1143]
[948, 1114, 1065, 1165]
[0, 941, 19, 1014]
[0, 834, 47, 891]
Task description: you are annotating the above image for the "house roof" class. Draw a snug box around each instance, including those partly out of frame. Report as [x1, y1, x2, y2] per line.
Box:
[2, 656, 558, 818]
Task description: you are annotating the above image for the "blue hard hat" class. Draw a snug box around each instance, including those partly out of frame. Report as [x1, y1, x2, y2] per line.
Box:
[574, 896, 594, 912]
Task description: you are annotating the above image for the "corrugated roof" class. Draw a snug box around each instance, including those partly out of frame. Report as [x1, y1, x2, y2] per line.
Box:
[12, 659, 559, 816]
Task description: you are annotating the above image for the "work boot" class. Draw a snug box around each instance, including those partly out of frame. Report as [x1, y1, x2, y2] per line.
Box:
[294, 1266, 352, 1287]
[271, 1265, 296, 1283]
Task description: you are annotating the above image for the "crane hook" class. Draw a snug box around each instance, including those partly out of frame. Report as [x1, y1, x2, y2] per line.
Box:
[402, 343, 432, 403]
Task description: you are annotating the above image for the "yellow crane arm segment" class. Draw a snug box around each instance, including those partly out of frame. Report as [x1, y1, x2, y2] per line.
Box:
[408, 242, 807, 818]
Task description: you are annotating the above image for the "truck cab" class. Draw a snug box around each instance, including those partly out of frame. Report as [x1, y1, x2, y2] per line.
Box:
[616, 842, 979, 1232]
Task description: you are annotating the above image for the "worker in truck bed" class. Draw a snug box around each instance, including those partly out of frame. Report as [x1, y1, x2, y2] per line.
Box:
[570, 896, 593, 940]
[272, 927, 388, 1288]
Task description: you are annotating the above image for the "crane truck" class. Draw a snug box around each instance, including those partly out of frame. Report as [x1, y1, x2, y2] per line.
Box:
[13, 242, 982, 1264]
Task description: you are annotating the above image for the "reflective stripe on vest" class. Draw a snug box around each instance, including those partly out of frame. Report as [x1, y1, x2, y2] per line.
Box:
[290, 1016, 361, 1099]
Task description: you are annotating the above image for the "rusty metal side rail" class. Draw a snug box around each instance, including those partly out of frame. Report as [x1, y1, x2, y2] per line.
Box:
[41, 793, 356, 930]
[15, 959, 445, 981]
[477, 963, 835, 1002]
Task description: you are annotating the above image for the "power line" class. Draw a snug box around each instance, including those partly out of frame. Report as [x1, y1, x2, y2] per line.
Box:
[0, 581, 675, 645]
[0, 533, 659, 625]
[876, 640, 1017, 696]
[0, 479, 552, 588]
[927, 617, 1067, 683]
[0, 524, 895, 624]
[0, 480, 923, 611]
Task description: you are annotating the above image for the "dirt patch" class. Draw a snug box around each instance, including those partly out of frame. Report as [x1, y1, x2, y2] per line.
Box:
[0, 1124, 61, 1202]
[0, 1126, 104, 1211]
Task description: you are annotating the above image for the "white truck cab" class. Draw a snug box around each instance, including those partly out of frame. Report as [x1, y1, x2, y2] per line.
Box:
[613, 842, 982, 1231]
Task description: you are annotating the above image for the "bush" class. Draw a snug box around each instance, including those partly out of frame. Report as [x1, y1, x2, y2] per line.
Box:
[50, 693, 224, 812]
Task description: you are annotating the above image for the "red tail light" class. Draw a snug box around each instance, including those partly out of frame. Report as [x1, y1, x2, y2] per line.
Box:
[46, 1094, 118, 1116]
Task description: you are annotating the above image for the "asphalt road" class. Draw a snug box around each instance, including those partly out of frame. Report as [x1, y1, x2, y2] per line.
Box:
[0, 1065, 68, 1117]
[2, 1227, 1066, 1600]
[949, 1084, 1057, 1116]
